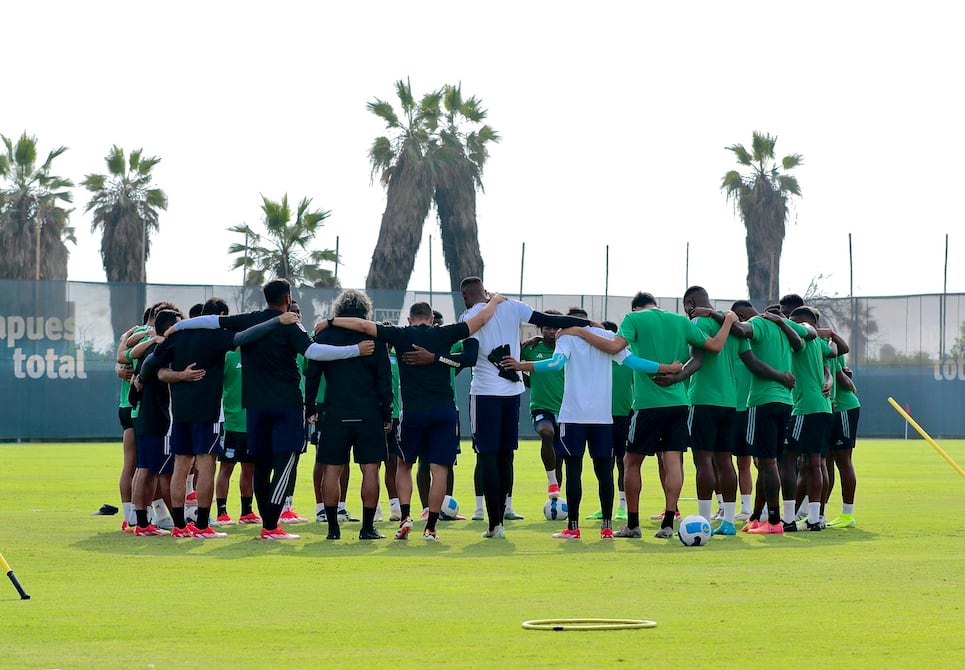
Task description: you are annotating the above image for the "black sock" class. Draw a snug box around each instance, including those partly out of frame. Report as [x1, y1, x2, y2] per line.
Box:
[135, 508, 149, 528]
[240, 496, 253, 517]
[662, 510, 676, 529]
[400, 503, 411, 521]
[197, 507, 210, 529]
[216, 498, 228, 516]
[426, 511, 439, 532]
[326, 506, 340, 535]
[172, 506, 186, 529]
[768, 508, 781, 525]
[628, 512, 640, 529]
[362, 506, 376, 531]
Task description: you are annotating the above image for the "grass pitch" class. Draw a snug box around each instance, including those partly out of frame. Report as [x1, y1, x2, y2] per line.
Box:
[1, 439, 963, 669]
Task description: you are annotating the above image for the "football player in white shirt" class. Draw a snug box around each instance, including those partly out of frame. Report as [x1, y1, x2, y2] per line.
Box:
[503, 308, 682, 539]
[459, 277, 590, 538]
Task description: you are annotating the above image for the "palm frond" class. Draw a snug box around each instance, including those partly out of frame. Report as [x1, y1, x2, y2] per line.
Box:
[777, 174, 802, 197]
[367, 99, 400, 129]
[782, 153, 803, 171]
[726, 143, 753, 166]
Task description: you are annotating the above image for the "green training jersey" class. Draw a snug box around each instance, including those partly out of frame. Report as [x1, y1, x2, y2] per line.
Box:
[521, 339, 563, 413]
[222, 349, 246, 432]
[790, 336, 833, 415]
[687, 314, 749, 408]
[831, 354, 860, 412]
[618, 308, 706, 409]
[449, 339, 463, 412]
[611, 360, 633, 416]
[390, 353, 401, 418]
[124, 326, 153, 417]
[745, 317, 809, 407]
[735, 355, 753, 412]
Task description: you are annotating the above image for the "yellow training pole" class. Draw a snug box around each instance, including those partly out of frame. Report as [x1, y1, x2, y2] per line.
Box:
[888, 397, 965, 480]
[0, 551, 31, 600]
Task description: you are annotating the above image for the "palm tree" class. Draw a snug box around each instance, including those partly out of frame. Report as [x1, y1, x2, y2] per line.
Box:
[228, 194, 338, 289]
[433, 84, 499, 298]
[365, 79, 441, 297]
[0, 132, 75, 281]
[82, 145, 167, 340]
[82, 146, 168, 283]
[721, 131, 802, 300]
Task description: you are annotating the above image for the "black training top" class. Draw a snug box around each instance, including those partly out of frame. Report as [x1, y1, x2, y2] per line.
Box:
[304, 327, 393, 423]
[219, 310, 312, 410]
[375, 322, 470, 413]
[130, 342, 171, 437]
[145, 329, 237, 424]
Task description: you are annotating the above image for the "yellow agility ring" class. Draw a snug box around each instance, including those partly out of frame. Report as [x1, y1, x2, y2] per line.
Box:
[521, 618, 656, 631]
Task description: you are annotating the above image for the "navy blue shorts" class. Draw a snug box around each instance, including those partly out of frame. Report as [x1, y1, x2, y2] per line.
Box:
[627, 406, 690, 456]
[170, 422, 222, 457]
[118, 406, 134, 431]
[746, 402, 791, 460]
[786, 412, 833, 455]
[136, 434, 174, 476]
[399, 408, 459, 467]
[687, 405, 737, 453]
[559, 423, 613, 460]
[247, 407, 306, 456]
[470, 395, 520, 454]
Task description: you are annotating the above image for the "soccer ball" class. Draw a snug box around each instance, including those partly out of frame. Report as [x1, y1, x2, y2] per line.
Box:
[677, 514, 712, 546]
[440, 495, 460, 520]
[543, 498, 568, 521]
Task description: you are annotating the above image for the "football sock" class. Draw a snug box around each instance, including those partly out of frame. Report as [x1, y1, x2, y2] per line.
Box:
[362, 506, 376, 531]
[284, 496, 294, 512]
[240, 496, 253, 517]
[618, 491, 626, 509]
[475, 496, 484, 511]
[546, 471, 558, 486]
[400, 504, 411, 521]
[807, 502, 820, 525]
[325, 506, 339, 536]
[172, 506, 186, 529]
[197, 507, 210, 529]
[152, 499, 171, 523]
[389, 497, 400, 511]
[504, 496, 513, 511]
[216, 498, 228, 517]
[122, 502, 134, 525]
[767, 507, 781, 525]
[661, 510, 676, 529]
[186, 475, 195, 496]
[316, 502, 325, 515]
[628, 512, 640, 529]
[783, 500, 796, 523]
[740, 494, 752, 513]
[724, 501, 736, 524]
[135, 508, 150, 528]
[338, 502, 347, 512]
[698, 499, 713, 522]
[426, 511, 439, 533]
[716, 493, 724, 507]
[842, 503, 855, 515]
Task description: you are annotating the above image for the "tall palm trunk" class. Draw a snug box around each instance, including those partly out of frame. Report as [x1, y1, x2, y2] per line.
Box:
[366, 140, 433, 313]
[435, 157, 484, 315]
[742, 180, 786, 301]
[102, 208, 148, 341]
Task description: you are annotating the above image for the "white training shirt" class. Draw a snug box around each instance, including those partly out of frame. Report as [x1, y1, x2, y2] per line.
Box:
[554, 327, 629, 424]
[461, 299, 533, 396]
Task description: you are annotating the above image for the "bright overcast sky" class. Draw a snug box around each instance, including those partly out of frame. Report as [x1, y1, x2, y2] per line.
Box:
[7, 1, 964, 302]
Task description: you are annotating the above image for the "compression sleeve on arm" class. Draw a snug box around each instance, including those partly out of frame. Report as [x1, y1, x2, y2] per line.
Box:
[532, 352, 567, 373]
[232, 316, 281, 346]
[304, 342, 361, 361]
[528, 312, 589, 329]
[172, 315, 221, 331]
[620, 353, 660, 374]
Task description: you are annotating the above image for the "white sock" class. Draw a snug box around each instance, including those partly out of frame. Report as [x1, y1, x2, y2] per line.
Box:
[716, 493, 724, 507]
[808, 502, 821, 524]
[782, 500, 796, 523]
[796, 495, 809, 516]
[186, 475, 195, 496]
[546, 470, 558, 486]
[152, 499, 171, 522]
[504, 496, 513, 511]
[842, 503, 854, 515]
[475, 496, 484, 511]
[723, 501, 736, 524]
[122, 502, 135, 524]
[618, 491, 626, 508]
[389, 497, 400, 511]
[316, 502, 325, 515]
[740, 494, 752, 513]
[819, 514, 826, 525]
[337, 501, 346, 512]
[761, 503, 768, 518]
[284, 496, 294, 512]
[697, 499, 713, 522]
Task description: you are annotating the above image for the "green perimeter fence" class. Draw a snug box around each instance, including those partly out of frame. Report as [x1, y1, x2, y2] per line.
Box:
[1, 279, 963, 440]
